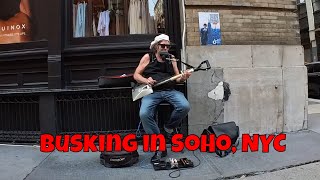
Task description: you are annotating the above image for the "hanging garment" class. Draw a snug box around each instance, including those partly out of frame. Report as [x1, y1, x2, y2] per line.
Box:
[83, 3, 87, 36]
[128, 0, 149, 34]
[75, 3, 86, 37]
[97, 10, 111, 36]
[73, 4, 77, 37]
[97, 11, 104, 36]
[115, 0, 122, 35]
[128, 0, 140, 34]
[93, 15, 97, 36]
[116, 9, 120, 35]
[75, 3, 82, 37]
[109, 10, 116, 35]
[123, 0, 130, 34]
[149, 16, 156, 34]
[128, 0, 135, 34]
[105, 10, 111, 35]
[118, 9, 126, 35]
[108, 0, 113, 10]
[141, 0, 149, 34]
[85, 0, 93, 37]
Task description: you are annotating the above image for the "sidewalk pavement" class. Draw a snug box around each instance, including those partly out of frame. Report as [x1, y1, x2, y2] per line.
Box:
[1, 130, 320, 180]
[1, 99, 319, 180]
[232, 162, 320, 180]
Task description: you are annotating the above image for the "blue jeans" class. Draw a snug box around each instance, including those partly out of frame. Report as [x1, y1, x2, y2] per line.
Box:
[139, 90, 190, 134]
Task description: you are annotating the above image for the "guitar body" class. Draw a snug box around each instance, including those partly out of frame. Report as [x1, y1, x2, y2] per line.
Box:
[132, 84, 153, 101]
[132, 68, 194, 101]
[131, 60, 211, 101]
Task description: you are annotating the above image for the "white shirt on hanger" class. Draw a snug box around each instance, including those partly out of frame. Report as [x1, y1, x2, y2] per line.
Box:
[97, 10, 110, 36]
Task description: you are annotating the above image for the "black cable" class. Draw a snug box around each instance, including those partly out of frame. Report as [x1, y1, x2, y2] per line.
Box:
[169, 168, 181, 178]
[193, 150, 201, 168]
[168, 150, 201, 178]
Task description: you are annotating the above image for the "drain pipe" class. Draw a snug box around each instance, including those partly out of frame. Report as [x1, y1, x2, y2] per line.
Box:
[181, 0, 187, 70]
[305, 0, 318, 62]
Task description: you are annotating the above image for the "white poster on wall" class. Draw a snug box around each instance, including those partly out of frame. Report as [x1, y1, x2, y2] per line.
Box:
[198, 12, 222, 45]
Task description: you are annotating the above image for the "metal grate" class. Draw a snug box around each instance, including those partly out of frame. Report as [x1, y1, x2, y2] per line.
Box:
[56, 90, 188, 136]
[56, 89, 141, 134]
[0, 85, 187, 142]
[0, 96, 40, 142]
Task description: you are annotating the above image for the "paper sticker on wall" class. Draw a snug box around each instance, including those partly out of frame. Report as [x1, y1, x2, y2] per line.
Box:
[198, 12, 221, 46]
[208, 82, 224, 100]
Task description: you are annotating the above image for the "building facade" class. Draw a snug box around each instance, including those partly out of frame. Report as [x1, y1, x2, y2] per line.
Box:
[0, 0, 184, 142]
[0, 0, 308, 142]
[183, 0, 308, 135]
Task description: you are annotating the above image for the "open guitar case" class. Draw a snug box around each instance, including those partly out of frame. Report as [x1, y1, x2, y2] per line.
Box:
[98, 74, 135, 88]
[98, 69, 139, 168]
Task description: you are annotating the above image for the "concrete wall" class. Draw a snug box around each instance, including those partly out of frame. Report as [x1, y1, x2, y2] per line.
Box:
[186, 45, 308, 135]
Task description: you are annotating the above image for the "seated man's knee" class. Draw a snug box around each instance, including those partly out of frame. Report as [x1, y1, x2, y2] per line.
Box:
[179, 101, 190, 113]
[185, 102, 191, 113]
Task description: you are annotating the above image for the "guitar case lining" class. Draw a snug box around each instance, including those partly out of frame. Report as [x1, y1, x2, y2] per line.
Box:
[98, 74, 135, 88]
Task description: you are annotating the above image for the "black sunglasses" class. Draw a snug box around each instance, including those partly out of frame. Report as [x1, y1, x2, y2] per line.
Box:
[159, 44, 171, 49]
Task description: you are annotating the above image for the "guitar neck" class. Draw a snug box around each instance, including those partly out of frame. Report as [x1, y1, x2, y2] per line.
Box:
[154, 68, 194, 87]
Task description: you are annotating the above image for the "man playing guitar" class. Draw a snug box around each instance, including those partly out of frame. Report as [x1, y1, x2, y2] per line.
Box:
[133, 34, 192, 163]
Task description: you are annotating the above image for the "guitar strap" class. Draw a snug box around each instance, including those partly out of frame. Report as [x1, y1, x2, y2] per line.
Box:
[149, 52, 195, 69]
[180, 61, 194, 69]
[149, 52, 156, 63]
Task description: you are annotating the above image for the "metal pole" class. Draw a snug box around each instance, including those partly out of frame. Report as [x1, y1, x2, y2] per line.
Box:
[306, 0, 318, 62]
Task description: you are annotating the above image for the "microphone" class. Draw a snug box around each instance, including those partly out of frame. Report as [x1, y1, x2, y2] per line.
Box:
[159, 51, 171, 59]
[159, 51, 179, 62]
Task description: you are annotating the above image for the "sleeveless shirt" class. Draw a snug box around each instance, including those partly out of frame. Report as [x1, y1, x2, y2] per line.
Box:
[142, 53, 176, 91]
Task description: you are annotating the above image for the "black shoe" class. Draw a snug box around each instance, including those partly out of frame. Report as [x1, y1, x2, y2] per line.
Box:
[151, 149, 167, 163]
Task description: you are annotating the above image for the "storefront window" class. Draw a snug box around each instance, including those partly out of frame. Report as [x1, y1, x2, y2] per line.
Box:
[72, 0, 165, 38]
[0, 0, 48, 45]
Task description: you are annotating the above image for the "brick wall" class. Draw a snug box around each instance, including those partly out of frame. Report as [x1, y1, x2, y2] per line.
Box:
[185, 0, 297, 9]
[185, 0, 301, 45]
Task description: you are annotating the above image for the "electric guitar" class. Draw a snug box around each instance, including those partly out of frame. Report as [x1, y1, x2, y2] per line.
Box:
[132, 60, 211, 101]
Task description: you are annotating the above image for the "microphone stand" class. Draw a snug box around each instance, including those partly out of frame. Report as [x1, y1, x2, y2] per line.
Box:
[161, 52, 194, 69]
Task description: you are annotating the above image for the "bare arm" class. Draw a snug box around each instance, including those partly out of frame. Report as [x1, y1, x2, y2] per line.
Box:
[133, 54, 156, 85]
[172, 58, 191, 83]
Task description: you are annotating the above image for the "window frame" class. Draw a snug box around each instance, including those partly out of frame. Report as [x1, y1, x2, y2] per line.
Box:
[64, 0, 181, 50]
[0, 40, 48, 53]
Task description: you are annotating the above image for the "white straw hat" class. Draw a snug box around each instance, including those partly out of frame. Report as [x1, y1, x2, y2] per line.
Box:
[149, 34, 170, 49]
